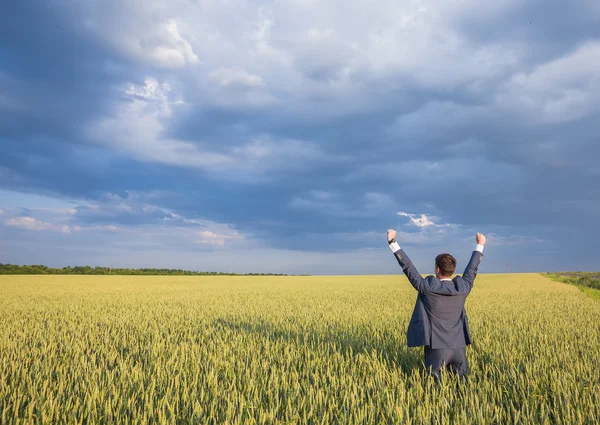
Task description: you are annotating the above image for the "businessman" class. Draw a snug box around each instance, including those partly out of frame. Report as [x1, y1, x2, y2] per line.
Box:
[387, 229, 485, 379]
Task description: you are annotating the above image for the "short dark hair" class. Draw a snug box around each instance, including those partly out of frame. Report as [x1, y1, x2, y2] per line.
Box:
[435, 253, 456, 277]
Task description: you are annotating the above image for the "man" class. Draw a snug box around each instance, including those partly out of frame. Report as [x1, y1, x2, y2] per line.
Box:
[387, 229, 486, 380]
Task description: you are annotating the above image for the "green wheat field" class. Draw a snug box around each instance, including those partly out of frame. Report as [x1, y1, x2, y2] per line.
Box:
[1, 274, 599, 424]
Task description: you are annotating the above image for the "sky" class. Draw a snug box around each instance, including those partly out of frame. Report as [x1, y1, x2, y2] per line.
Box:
[1, 0, 599, 275]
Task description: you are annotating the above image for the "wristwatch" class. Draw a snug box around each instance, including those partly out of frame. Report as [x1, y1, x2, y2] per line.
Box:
[388, 238, 396, 244]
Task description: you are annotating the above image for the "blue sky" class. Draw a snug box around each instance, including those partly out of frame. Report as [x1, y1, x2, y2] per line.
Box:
[1, 0, 599, 275]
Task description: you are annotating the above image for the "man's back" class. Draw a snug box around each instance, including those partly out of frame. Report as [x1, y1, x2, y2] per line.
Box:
[426, 283, 467, 321]
[388, 237, 484, 349]
[422, 278, 470, 348]
[387, 230, 486, 379]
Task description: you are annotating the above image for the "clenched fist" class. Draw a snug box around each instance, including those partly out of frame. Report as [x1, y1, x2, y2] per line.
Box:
[387, 229, 397, 242]
[476, 232, 486, 245]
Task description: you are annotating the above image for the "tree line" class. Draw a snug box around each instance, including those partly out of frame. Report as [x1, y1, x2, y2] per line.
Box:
[0, 264, 292, 276]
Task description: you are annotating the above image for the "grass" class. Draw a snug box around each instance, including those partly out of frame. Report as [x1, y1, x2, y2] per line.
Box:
[1, 274, 599, 424]
[544, 272, 600, 301]
[580, 287, 600, 301]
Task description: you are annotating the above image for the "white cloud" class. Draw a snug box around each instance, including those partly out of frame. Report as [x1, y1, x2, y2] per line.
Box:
[6, 217, 72, 234]
[88, 78, 233, 169]
[149, 20, 200, 68]
[497, 41, 600, 124]
[68, 0, 597, 136]
[70, 224, 119, 233]
[3, 214, 119, 234]
[30, 207, 78, 216]
[78, 0, 528, 112]
[1, 191, 250, 251]
[197, 230, 243, 247]
[84, 10, 199, 69]
[208, 67, 265, 88]
[102, 221, 249, 251]
[88, 79, 329, 180]
[77, 192, 250, 247]
[397, 211, 445, 228]
[124, 78, 175, 105]
[78, 0, 600, 182]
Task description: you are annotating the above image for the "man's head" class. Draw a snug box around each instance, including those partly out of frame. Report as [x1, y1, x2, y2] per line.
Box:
[435, 253, 456, 278]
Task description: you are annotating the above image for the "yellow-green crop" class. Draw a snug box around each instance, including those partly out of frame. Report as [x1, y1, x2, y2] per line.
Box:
[1, 274, 599, 424]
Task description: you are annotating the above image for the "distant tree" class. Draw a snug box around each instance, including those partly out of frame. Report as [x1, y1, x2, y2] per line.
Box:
[0, 263, 297, 276]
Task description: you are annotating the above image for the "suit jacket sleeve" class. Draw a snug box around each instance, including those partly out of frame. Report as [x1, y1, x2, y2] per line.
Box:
[393, 248, 428, 293]
[462, 251, 483, 288]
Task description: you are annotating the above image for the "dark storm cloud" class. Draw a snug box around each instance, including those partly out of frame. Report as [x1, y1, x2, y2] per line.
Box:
[1, 0, 599, 273]
[454, 0, 600, 54]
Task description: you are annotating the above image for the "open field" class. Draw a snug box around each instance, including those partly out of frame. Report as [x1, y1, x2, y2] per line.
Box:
[1, 274, 599, 424]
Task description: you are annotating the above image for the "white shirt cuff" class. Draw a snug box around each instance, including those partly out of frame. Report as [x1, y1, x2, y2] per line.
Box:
[389, 241, 401, 253]
[475, 244, 484, 253]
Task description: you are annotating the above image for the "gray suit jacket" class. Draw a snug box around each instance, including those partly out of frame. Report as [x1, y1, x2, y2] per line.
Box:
[393, 248, 483, 349]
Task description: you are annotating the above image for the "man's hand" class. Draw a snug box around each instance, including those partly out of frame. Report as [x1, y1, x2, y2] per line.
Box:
[387, 229, 397, 242]
[476, 232, 486, 245]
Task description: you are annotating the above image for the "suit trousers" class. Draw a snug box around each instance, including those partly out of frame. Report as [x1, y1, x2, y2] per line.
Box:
[424, 346, 468, 379]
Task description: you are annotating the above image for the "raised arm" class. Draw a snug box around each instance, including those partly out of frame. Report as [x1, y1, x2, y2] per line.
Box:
[462, 232, 486, 287]
[387, 229, 427, 293]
